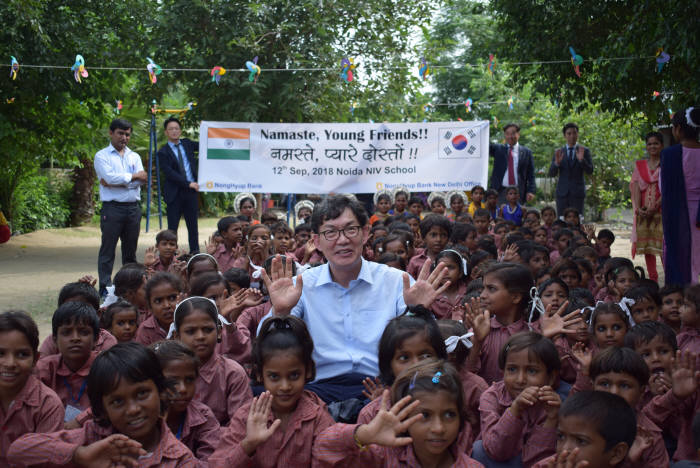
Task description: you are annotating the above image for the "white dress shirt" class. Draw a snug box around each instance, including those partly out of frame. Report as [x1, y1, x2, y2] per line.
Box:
[94, 144, 144, 202]
[501, 142, 519, 187]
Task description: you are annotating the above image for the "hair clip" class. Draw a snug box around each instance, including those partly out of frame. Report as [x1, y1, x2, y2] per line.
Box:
[432, 371, 442, 384]
[444, 332, 474, 352]
[409, 371, 418, 390]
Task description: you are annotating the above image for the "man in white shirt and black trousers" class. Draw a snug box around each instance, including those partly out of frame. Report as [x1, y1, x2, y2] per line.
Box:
[94, 119, 147, 296]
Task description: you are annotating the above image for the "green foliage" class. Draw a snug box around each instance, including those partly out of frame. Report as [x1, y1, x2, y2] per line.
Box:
[13, 171, 72, 233]
[489, 0, 700, 123]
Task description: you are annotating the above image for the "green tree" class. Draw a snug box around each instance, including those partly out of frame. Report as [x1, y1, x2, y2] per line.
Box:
[0, 0, 154, 227]
[489, 0, 700, 123]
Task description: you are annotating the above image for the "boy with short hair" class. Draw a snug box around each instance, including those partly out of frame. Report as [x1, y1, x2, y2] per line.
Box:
[533, 391, 636, 468]
[450, 222, 478, 253]
[590, 347, 669, 466]
[595, 228, 616, 263]
[625, 321, 678, 405]
[473, 208, 491, 237]
[407, 196, 424, 217]
[485, 189, 499, 220]
[214, 216, 244, 272]
[406, 214, 451, 278]
[145, 229, 178, 272]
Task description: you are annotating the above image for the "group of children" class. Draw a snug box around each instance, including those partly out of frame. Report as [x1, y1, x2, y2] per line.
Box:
[1, 189, 700, 468]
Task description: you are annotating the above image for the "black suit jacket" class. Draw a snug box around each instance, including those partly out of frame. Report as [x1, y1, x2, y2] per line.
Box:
[157, 138, 199, 204]
[547, 145, 593, 197]
[488, 143, 536, 203]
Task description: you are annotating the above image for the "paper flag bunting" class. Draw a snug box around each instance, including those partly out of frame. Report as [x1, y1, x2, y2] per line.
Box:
[464, 98, 472, 113]
[245, 57, 261, 83]
[10, 56, 19, 80]
[652, 91, 660, 99]
[419, 57, 430, 80]
[115, 100, 123, 114]
[210, 66, 226, 85]
[187, 102, 196, 110]
[350, 101, 357, 115]
[71, 55, 88, 83]
[568, 47, 583, 77]
[655, 48, 670, 73]
[487, 54, 496, 76]
[340, 57, 356, 82]
[529, 117, 536, 127]
[492, 116, 499, 128]
[422, 103, 433, 113]
[146, 58, 162, 84]
[668, 108, 673, 119]
[507, 96, 514, 110]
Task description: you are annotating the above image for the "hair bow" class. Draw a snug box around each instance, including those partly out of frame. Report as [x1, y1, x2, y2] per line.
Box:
[686, 107, 699, 128]
[249, 258, 264, 279]
[444, 332, 474, 353]
[101, 285, 119, 308]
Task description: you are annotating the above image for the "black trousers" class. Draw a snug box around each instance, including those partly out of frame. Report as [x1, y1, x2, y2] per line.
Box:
[166, 189, 199, 253]
[98, 201, 141, 294]
[556, 194, 585, 217]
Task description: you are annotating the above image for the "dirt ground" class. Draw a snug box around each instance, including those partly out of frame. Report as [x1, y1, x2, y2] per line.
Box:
[0, 218, 654, 342]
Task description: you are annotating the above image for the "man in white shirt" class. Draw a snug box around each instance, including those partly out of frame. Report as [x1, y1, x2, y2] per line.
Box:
[94, 119, 147, 295]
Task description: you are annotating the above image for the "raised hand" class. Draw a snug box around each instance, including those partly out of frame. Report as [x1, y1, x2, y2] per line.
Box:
[169, 259, 187, 283]
[144, 246, 157, 267]
[554, 149, 564, 166]
[501, 243, 520, 263]
[402, 259, 449, 307]
[354, 390, 423, 448]
[219, 289, 248, 322]
[510, 386, 539, 418]
[72, 434, 146, 468]
[572, 342, 593, 375]
[362, 377, 386, 401]
[465, 298, 490, 343]
[451, 304, 466, 322]
[232, 245, 246, 259]
[261, 255, 303, 316]
[77, 275, 97, 287]
[576, 146, 585, 162]
[240, 392, 281, 456]
[628, 427, 652, 463]
[242, 288, 264, 308]
[540, 302, 583, 339]
[204, 235, 218, 255]
[671, 350, 699, 399]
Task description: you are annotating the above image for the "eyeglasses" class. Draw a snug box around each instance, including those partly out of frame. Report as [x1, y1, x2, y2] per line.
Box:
[319, 225, 362, 241]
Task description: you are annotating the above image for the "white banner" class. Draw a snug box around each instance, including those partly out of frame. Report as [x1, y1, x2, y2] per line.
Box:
[198, 121, 489, 193]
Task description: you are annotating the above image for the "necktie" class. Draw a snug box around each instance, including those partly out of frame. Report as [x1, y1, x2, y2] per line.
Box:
[507, 145, 515, 185]
[175, 143, 188, 179]
[568, 147, 574, 162]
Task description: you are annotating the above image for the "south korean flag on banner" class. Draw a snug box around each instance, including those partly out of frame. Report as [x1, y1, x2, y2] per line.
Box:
[438, 124, 484, 159]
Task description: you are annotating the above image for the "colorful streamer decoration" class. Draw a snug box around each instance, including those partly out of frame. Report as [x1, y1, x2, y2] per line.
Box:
[464, 98, 472, 113]
[115, 100, 123, 114]
[71, 55, 88, 83]
[569, 47, 583, 78]
[507, 96, 514, 110]
[487, 54, 496, 76]
[340, 57, 356, 83]
[146, 57, 162, 84]
[492, 116, 500, 128]
[210, 66, 226, 85]
[655, 48, 670, 73]
[419, 57, 430, 80]
[245, 57, 261, 83]
[350, 101, 357, 115]
[10, 56, 19, 80]
[652, 91, 660, 99]
[529, 117, 536, 127]
[668, 108, 673, 119]
[422, 103, 433, 113]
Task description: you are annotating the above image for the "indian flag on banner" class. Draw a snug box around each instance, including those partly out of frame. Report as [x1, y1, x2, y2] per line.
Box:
[207, 128, 250, 160]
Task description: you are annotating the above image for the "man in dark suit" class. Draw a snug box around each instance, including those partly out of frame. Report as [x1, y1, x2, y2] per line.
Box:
[548, 122, 594, 217]
[157, 117, 200, 253]
[488, 123, 536, 204]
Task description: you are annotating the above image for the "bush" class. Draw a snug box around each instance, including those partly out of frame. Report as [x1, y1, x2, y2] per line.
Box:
[12, 171, 73, 233]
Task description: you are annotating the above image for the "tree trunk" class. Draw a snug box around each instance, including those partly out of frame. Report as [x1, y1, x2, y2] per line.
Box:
[70, 154, 96, 226]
